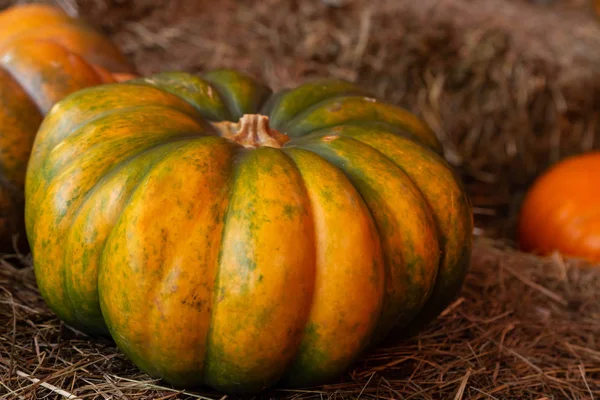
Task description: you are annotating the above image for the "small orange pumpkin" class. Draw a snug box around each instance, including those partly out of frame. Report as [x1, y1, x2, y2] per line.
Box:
[518, 151, 600, 264]
[0, 4, 135, 250]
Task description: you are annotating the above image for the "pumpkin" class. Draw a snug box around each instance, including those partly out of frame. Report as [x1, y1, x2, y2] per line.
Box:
[0, 3, 135, 250]
[25, 70, 473, 393]
[519, 151, 600, 264]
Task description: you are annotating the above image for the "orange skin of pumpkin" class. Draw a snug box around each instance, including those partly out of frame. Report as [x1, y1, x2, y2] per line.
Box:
[518, 151, 600, 264]
[0, 4, 135, 250]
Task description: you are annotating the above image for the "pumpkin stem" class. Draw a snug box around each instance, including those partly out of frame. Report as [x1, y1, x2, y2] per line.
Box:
[213, 114, 290, 149]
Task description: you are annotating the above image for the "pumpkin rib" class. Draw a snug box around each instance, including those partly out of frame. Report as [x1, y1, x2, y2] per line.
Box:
[0, 3, 71, 29]
[0, 3, 136, 250]
[150, 141, 236, 382]
[0, 39, 105, 114]
[202, 69, 273, 120]
[0, 56, 48, 115]
[200, 146, 245, 385]
[282, 96, 443, 154]
[31, 130, 203, 239]
[0, 65, 44, 250]
[33, 22, 132, 73]
[0, 20, 134, 73]
[64, 135, 211, 228]
[0, 6, 72, 51]
[33, 136, 205, 330]
[203, 147, 317, 393]
[62, 138, 198, 334]
[98, 138, 238, 386]
[26, 87, 206, 188]
[306, 126, 473, 333]
[0, 63, 42, 119]
[30, 127, 207, 247]
[276, 94, 369, 134]
[302, 121, 427, 148]
[278, 147, 385, 388]
[263, 79, 372, 130]
[59, 102, 209, 142]
[52, 132, 208, 217]
[24, 87, 209, 244]
[1, 35, 118, 84]
[294, 135, 440, 346]
[32, 84, 206, 159]
[42, 105, 211, 175]
[127, 72, 234, 122]
[0, 66, 43, 185]
[27, 36, 118, 84]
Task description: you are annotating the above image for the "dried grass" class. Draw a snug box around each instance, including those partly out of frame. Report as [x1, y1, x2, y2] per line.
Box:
[1, 0, 600, 398]
[40, 0, 600, 241]
[1, 238, 599, 399]
[6, 0, 600, 238]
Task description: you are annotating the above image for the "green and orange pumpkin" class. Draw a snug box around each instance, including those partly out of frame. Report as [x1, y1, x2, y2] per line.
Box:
[25, 70, 473, 393]
[0, 3, 135, 250]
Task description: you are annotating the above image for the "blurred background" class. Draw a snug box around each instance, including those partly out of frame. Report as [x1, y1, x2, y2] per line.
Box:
[4, 0, 600, 243]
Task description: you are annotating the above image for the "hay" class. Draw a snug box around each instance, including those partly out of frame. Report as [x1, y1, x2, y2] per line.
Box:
[1, 0, 600, 398]
[6, 0, 600, 239]
[1, 238, 599, 399]
[19, 0, 598, 241]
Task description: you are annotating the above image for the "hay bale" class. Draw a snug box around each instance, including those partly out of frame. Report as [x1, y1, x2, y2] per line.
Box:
[0, 238, 599, 398]
[3, 0, 600, 238]
[11, 0, 594, 240]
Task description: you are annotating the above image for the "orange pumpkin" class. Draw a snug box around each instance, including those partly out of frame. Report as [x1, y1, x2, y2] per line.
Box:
[0, 4, 135, 250]
[518, 151, 600, 264]
[25, 70, 473, 393]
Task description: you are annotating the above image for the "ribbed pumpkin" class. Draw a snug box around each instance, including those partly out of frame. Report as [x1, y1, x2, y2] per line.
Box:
[0, 4, 135, 250]
[25, 70, 473, 393]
